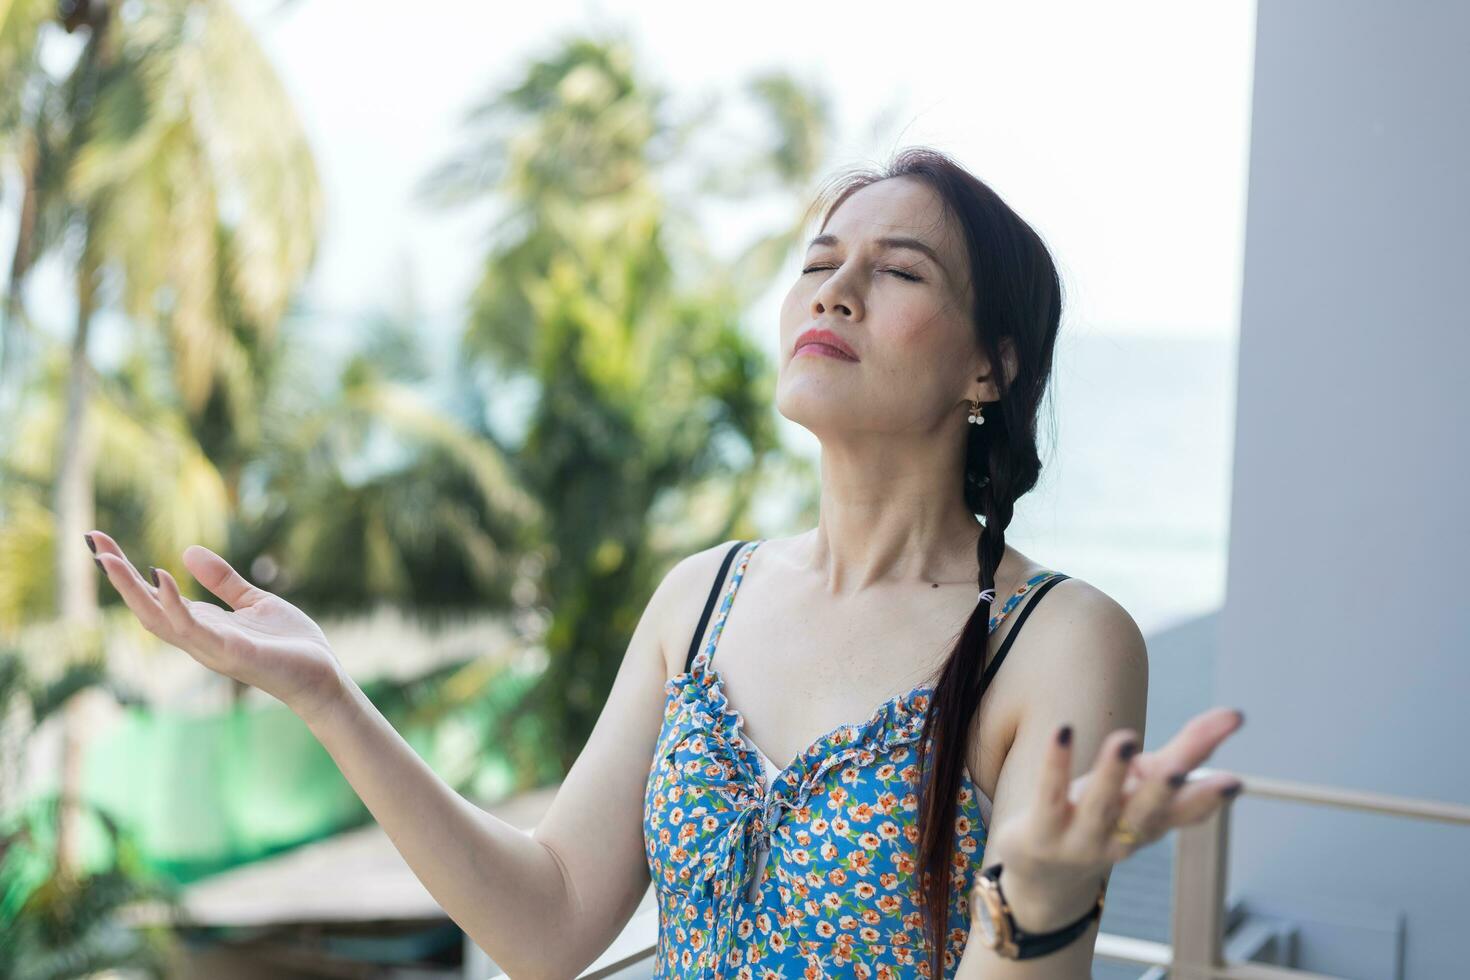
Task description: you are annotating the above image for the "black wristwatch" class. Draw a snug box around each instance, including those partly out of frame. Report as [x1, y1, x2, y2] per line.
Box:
[970, 863, 1105, 959]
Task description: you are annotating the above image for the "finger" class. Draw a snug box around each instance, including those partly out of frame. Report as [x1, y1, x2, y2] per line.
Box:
[1073, 728, 1140, 845]
[1110, 760, 1189, 860]
[1140, 707, 1244, 784]
[95, 552, 170, 637]
[151, 567, 218, 656]
[86, 530, 156, 595]
[1160, 770, 1244, 828]
[1034, 723, 1076, 837]
[181, 544, 266, 611]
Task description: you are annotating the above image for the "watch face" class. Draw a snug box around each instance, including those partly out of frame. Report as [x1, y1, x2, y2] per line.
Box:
[974, 899, 999, 942]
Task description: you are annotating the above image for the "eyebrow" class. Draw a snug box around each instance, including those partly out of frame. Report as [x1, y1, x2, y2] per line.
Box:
[806, 233, 945, 270]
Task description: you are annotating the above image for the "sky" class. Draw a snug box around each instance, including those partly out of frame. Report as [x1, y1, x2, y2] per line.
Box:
[228, 0, 1258, 344]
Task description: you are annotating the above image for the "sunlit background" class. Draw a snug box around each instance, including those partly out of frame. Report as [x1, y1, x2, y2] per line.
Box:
[0, 0, 1331, 976]
[17, 0, 1256, 634]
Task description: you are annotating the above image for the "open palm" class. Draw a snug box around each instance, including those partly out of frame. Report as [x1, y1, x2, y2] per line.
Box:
[86, 529, 344, 721]
[975, 707, 1245, 917]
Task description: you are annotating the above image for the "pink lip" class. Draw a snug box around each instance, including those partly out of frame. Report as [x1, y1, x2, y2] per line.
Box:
[794, 328, 859, 361]
[795, 343, 858, 361]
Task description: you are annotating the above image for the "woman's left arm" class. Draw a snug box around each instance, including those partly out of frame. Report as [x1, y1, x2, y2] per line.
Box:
[955, 582, 1245, 979]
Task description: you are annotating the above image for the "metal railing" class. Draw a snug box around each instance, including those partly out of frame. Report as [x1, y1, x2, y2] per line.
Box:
[545, 766, 1470, 979]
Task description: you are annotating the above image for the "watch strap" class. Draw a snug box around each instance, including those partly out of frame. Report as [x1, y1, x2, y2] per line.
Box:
[1009, 900, 1100, 958]
[981, 863, 1104, 959]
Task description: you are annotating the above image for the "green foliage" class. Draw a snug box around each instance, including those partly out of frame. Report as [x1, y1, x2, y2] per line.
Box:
[0, 20, 848, 973]
[0, 647, 181, 979]
[0, 794, 183, 980]
[420, 30, 834, 769]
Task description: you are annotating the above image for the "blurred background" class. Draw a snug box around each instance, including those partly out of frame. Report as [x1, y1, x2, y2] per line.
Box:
[1, 0, 1464, 978]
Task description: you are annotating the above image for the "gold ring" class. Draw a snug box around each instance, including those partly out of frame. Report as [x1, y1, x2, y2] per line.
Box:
[1112, 817, 1140, 846]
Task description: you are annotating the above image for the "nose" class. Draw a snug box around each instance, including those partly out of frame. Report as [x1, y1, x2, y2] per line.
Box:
[813, 298, 853, 317]
[811, 267, 860, 319]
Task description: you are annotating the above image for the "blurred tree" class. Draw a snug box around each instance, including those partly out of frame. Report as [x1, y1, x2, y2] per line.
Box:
[0, 0, 326, 881]
[228, 275, 543, 625]
[0, 646, 182, 979]
[0, 0, 54, 419]
[417, 30, 836, 774]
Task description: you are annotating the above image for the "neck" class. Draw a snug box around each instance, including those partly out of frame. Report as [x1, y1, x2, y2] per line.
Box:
[792, 440, 993, 595]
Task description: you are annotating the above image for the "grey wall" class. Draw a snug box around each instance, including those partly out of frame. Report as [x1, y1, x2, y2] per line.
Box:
[1215, 2, 1470, 977]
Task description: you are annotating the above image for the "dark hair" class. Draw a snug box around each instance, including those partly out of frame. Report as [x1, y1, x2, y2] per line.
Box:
[807, 146, 1063, 976]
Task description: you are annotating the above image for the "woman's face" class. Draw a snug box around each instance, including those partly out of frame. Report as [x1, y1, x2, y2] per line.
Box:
[776, 176, 981, 440]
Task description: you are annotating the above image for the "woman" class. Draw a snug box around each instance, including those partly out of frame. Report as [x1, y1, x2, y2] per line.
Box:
[87, 146, 1245, 979]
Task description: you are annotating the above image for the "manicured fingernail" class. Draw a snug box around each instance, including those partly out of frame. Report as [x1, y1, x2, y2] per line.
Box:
[1220, 782, 1243, 799]
[1168, 771, 1187, 789]
[148, 566, 159, 587]
[93, 557, 104, 572]
[1233, 709, 1245, 726]
[84, 533, 97, 553]
[1056, 724, 1072, 747]
[1118, 739, 1138, 761]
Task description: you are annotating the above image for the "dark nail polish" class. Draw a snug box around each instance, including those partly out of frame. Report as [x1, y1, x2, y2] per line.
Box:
[84, 533, 97, 554]
[1168, 771, 1187, 789]
[1118, 740, 1138, 762]
[1057, 725, 1072, 747]
[1234, 709, 1245, 726]
[148, 566, 159, 587]
[1220, 782, 1243, 799]
[93, 557, 104, 572]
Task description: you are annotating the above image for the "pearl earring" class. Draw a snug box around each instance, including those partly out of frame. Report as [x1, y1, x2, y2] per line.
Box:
[967, 399, 986, 425]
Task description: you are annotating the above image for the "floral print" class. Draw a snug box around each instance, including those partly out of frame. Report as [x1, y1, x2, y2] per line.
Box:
[643, 539, 1066, 978]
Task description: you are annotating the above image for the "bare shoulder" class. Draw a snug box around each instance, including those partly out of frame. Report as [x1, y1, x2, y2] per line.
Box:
[649, 539, 751, 680]
[1005, 574, 1150, 744]
[1020, 575, 1145, 648]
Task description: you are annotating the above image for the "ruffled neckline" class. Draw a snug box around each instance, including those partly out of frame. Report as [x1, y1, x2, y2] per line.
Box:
[665, 656, 935, 808]
[666, 557, 1064, 807]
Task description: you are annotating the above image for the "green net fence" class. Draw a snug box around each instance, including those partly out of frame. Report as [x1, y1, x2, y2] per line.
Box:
[2, 653, 542, 900]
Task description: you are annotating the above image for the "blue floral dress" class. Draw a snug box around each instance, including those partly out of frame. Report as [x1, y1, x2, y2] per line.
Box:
[642, 539, 1069, 978]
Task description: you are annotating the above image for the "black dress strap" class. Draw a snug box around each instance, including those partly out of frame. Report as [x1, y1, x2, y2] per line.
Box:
[980, 573, 1071, 688]
[684, 540, 748, 674]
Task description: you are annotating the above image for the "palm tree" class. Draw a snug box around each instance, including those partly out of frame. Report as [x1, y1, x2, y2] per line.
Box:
[229, 271, 543, 624]
[0, 336, 234, 637]
[0, 0, 323, 878]
[417, 31, 844, 772]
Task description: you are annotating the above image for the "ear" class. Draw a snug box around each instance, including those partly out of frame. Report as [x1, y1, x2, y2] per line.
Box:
[972, 336, 1019, 400]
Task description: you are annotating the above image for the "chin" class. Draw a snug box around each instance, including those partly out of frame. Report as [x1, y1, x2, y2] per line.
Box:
[775, 386, 859, 435]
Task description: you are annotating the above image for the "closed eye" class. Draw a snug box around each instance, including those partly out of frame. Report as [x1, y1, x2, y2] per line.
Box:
[801, 264, 923, 283]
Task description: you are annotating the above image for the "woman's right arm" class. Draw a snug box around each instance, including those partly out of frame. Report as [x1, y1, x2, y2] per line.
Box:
[298, 558, 678, 977]
[298, 553, 695, 979]
[88, 529, 721, 980]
